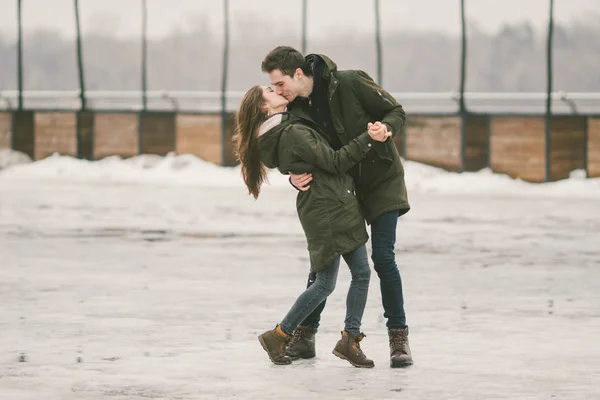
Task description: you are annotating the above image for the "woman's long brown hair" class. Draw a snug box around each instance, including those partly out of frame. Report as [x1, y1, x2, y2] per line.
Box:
[234, 85, 268, 199]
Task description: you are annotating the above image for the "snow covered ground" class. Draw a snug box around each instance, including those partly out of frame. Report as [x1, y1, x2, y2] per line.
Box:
[1, 151, 600, 399]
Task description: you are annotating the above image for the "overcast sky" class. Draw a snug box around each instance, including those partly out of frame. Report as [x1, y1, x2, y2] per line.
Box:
[0, 0, 599, 40]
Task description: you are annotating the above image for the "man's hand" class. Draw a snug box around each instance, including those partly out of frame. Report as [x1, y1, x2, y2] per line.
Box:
[290, 172, 313, 191]
[368, 121, 392, 142]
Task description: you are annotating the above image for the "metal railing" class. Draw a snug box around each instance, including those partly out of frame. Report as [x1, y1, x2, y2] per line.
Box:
[1, 90, 598, 115]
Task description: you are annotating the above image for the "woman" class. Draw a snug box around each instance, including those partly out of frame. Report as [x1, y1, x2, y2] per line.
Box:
[235, 85, 390, 368]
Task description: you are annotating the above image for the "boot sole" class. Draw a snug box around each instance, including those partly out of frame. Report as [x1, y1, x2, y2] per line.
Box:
[390, 359, 413, 368]
[287, 352, 316, 361]
[258, 335, 291, 365]
[332, 349, 374, 368]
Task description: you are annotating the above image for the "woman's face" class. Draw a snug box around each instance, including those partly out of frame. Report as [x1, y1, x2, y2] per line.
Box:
[261, 86, 288, 110]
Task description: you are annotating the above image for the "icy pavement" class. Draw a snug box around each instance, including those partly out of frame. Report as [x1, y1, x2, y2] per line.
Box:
[1, 172, 600, 399]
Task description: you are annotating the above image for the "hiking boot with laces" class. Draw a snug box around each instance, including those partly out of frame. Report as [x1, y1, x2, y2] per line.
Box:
[258, 325, 292, 365]
[388, 327, 413, 367]
[285, 325, 317, 360]
[332, 331, 374, 368]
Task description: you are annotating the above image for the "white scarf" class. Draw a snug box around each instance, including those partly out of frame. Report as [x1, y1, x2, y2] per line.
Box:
[258, 113, 284, 137]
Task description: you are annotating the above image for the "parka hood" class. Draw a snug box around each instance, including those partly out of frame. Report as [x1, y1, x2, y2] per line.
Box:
[306, 54, 338, 80]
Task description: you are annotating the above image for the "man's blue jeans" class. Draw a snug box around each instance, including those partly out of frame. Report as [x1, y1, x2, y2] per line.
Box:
[300, 210, 407, 329]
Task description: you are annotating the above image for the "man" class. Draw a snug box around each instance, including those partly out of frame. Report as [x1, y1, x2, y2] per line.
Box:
[261, 46, 412, 367]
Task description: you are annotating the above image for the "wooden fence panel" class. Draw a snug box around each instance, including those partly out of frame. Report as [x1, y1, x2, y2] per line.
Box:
[549, 116, 586, 181]
[11, 111, 34, 159]
[77, 111, 95, 160]
[176, 114, 221, 164]
[464, 114, 490, 172]
[222, 113, 238, 166]
[405, 116, 461, 171]
[0, 112, 10, 148]
[94, 113, 139, 159]
[490, 117, 546, 183]
[588, 117, 600, 178]
[34, 112, 77, 160]
[139, 112, 176, 155]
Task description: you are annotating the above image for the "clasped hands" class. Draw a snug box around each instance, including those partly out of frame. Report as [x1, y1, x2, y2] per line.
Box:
[290, 121, 391, 191]
[367, 121, 392, 142]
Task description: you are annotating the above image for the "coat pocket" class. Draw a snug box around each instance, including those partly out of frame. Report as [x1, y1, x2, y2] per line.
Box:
[338, 175, 356, 204]
[358, 149, 401, 190]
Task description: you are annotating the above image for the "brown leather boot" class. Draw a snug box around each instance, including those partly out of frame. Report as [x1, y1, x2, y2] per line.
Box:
[389, 327, 413, 367]
[258, 325, 292, 365]
[332, 331, 374, 368]
[285, 325, 317, 360]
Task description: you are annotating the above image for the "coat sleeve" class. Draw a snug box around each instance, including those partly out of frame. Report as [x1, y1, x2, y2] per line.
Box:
[287, 126, 373, 175]
[350, 70, 406, 138]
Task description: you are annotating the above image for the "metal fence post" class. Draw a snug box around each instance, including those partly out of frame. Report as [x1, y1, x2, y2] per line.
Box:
[141, 0, 148, 111]
[545, 0, 554, 182]
[459, 0, 468, 172]
[301, 0, 307, 54]
[74, 0, 86, 110]
[459, 0, 467, 114]
[17, 0, 23, 110]
[221, 0, 230, 166]
[374, 0, 382, 85]
[74, 0, 90, 159]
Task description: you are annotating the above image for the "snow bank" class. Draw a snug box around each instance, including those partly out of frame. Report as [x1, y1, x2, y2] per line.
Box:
[0, 151, 290, 188]
[403, 162, 600, 198]
[1, 151, 599, 198]
[0, 148, 32, 170]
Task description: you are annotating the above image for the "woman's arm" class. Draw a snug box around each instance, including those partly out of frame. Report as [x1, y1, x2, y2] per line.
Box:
[286, 125, 374, 175]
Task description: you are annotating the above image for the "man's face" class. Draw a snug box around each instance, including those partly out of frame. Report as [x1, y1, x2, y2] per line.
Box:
[268, 69, 303, 102]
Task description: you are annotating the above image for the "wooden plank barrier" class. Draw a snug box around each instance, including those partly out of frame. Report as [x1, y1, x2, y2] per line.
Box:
[11, 111, 35, 159]
[463, 113, 490, 172]
[588, 117, 600, 178]
[34, 112, 77, 160]
[176, 114, 222, 164]
[405, 116, 461, 171]
[222, 112, 238, 166]
[549, 116, 586, 181]
[3, 110, 599, 182]
[139, 112, 176, 156]
[93, 113, 139, 160]
[490, 117, 546, 183]
[0, 112, 11, 148]
[77, 111, 95, 160]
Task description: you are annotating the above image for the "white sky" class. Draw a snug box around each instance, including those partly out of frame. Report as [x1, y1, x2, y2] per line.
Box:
[0, 0, 598, 40]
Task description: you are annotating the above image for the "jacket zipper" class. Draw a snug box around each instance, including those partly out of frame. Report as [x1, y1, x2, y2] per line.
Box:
[328, 79, 343, 133]
[328, 79, 339, 100]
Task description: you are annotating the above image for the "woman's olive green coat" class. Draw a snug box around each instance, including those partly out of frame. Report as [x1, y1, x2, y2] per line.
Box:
[258, 114, 374, 272]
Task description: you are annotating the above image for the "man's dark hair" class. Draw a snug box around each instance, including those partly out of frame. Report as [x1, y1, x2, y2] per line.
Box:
[261, 46, 312, 78]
